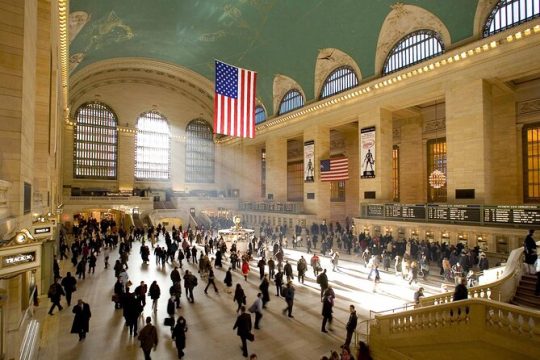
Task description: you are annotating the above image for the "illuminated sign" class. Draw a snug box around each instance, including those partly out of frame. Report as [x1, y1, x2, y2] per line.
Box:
[34, 227, 51, 235]
[2, 252, 36, 268]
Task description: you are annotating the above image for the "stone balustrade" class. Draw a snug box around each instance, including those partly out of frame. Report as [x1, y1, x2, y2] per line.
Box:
[370, 298, 540, 359]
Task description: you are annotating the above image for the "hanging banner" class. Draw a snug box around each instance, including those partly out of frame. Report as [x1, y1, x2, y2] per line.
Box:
[304, 140, 315, 182]
[361, 126, 376, 178]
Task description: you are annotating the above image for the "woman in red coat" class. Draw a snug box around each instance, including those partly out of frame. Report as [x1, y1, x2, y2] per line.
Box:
[241, 259, 250, 281]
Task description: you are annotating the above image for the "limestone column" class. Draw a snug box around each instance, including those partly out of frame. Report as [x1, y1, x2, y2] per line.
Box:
[445, 79, 492, 203]
[265, 137, 287, 201]
[0, 0, 37, 222]
[399, 116, 425, 203]
[241, 145, 262, 200]
[303, 125, 330, 219]
[358, 108, 393, 202]
[118, 131, 135, 191]
[343, 128, 359, 217]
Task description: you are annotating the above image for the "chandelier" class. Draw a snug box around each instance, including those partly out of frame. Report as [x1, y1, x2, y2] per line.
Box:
[429, 101, 446, 189]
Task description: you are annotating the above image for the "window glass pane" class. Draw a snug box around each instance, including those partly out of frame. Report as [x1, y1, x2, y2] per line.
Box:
[383, 30, 444, 75]
[255, 106, 266, 124]
[320, 66, 359, 99]
[392, 145, 400, 202]
[135, 111, 170, 180]
[279, 90, 304, 115]
[74, 102, 118, 179]
[185, 119, 214, 183]
[525, 124, 540, 202]
[484, 0, 540, 37]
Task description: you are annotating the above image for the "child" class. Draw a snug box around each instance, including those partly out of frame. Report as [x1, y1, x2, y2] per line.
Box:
[104, 255, 109, 269]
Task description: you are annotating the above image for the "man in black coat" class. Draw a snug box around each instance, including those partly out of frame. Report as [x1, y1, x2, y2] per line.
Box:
[71, 299, 91, 341]
[343, 304, 358, 348]
[233, 305, 252, 357]
[61, 272, 77, 306]
[453, 278, 468, 301]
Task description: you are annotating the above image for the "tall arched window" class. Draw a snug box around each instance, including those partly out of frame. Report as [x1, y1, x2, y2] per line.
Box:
[73, 102, 118, 179]
[135, 111, 170, 180]
[278, 90, 304, 115]
[523, 122, 540, 202]
[483, 0, 540, 37]
[185, 119, 214, 183]
[255, 105, 267, 124]
[320, 66, 359, 99]
[383, 30, 444, 75]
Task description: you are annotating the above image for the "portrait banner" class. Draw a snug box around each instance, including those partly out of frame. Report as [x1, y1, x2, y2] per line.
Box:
[361, 126, 376, 178]
[304, 140, 315, 182]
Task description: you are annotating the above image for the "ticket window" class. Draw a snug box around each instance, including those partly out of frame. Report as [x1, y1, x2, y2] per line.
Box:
[410, 230, 419, 241]
[425, 231, 434, 242]
[384, 227, 392, 237]
[496, 236, 509, 255]
[441, 232, 450, 245]
[458, 233, 468, 248]
[477, 236, 488, 252]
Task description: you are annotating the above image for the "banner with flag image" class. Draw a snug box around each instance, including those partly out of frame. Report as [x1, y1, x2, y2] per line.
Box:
[214, 60, 257, 138]
[320, 158, 349, 181]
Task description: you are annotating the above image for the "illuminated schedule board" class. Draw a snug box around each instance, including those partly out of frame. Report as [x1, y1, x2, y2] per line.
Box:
[364, 204, 540, 228]
[484, 205, 540, 226]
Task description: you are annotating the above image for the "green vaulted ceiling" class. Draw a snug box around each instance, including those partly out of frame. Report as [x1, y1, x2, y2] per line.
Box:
[69, 0, 479, 115]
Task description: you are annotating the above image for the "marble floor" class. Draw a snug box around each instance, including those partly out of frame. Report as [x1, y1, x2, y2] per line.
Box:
[35, 241, 441, 360]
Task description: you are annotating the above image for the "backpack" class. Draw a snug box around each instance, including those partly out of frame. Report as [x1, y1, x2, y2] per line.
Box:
[192, 276, 198, 287]
[48, 284, 57, 298]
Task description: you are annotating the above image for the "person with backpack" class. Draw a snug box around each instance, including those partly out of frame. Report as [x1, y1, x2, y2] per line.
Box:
[48, 277, 65, 315]
[183, 270, 197, 303]
[149, 281, 160, 312]
[204, 269, 219, 294]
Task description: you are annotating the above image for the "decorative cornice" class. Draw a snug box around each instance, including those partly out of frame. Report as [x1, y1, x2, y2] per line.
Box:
[518, 98, 540, 117]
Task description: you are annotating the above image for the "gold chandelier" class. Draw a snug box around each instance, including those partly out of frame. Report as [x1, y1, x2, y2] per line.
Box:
[429, 101, 446, 189]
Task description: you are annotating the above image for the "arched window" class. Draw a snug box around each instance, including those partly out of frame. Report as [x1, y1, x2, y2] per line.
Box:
[320, 66, 359, 99]
[278, 90, 304, 115]
[135, 111, 170, 180]
[523, 122, 540, 202]
[483, 0, 540, 37]
[255, 105, 267, 124]
[383, 30, 444, 75]
[185, 119, 214, 183]
[73, 102, 118, 179]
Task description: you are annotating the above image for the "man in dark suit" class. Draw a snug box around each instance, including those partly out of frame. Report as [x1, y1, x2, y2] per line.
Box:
[343, 304, 358, 348]
[71, 299, 91, 341]
[233, 305, 252, 357]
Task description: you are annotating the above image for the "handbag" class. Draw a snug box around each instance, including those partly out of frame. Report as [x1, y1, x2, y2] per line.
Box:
[164, 317, 175, 326]
[246, 332, 255, 342]
[111, 294, 119, 302]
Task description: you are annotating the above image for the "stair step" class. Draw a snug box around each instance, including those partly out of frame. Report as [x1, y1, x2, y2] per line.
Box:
[513, 292, 540, 306]
[512, 296, 540, 309]
[516, 288, 537, 297]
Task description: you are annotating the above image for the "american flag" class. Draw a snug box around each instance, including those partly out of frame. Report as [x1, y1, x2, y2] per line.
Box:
[214, 60, 257, 138]
[320, 158, 349, 181]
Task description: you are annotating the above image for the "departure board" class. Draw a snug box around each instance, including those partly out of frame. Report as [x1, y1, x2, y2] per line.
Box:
[484, 206, 540, 226]
[366, 204, 385, 218]
[400, 204, 426, 220]
[427, 205, 481, 223]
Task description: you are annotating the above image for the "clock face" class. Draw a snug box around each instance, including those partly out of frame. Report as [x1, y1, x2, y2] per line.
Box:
[15, 234, 26, 244]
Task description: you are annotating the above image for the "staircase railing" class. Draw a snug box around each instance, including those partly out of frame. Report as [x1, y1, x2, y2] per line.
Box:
[370, 298, 540, 360]
[419, 245, 526, 307]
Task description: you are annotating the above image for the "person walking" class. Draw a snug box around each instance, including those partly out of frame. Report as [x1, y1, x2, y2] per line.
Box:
[242, 259, 250, 281]
[310, 253, 321, 276]
[249, 293, 264, 329]
[138, 316, 158, 360]
[274, 269, 284, 296]
[453, 277, 468, 301]
[267, 258, 275, 279]
[172, 316, 188, 359]
[47, 277, 65, 315]
[61, 272, 77, 307]
[316, 269, 329, 300]
[343, 304, 358, 348]
[70, 299, 91, 341]
[233, 305, 253, 358]
[224, 267, 233, 293]
[258, 275, 270, 308]
[183, 270, 197, 303]
[524, 229, 538, 274]
[414, 287, 425, 306]
[149, 281, 161, 312]
[257, 257, 266, 280]
[321, 287, 335, 333]
[284, 260, 293, 282]
[281, 281, 295, 318]
[204, 269, 219, 294]
[297, 256, 307, 284]
[234, 283, 247, 312]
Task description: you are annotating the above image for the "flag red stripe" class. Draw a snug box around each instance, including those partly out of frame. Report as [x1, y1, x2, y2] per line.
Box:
[320, 158, 349, 181]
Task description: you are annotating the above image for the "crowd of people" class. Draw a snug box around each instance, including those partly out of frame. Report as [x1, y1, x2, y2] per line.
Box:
[50, 216, 531, 359]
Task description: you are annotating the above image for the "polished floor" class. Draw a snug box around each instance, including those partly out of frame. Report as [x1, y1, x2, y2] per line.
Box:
[35, 239, 440, 360]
